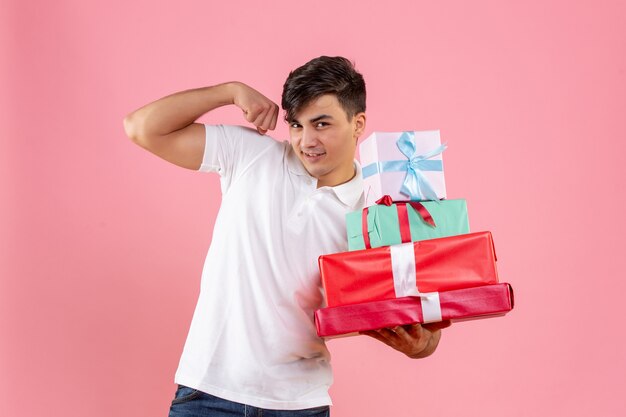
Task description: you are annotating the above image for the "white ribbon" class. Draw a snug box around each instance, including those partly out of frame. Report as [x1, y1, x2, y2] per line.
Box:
[390, 243, 442, 323]
[390, 243, 418, 297]
[418, 292, 443, 323]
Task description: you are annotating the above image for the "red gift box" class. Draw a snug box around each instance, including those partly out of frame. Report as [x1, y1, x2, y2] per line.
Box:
[319, 231, 499, 307]
[315, 283, 514, 337]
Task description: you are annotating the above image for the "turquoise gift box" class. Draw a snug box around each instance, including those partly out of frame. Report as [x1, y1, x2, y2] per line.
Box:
[346, 198, 470, 251]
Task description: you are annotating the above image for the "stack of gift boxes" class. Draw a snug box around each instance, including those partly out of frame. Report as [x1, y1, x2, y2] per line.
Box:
[314, 131, 514, 338]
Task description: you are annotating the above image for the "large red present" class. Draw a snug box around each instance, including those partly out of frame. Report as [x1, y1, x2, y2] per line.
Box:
[315, 283, 514, 337]
[319, 231, 498, 307]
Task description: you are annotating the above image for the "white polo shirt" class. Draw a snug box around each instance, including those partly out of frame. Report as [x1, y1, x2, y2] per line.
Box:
[174, 124, 365, 410]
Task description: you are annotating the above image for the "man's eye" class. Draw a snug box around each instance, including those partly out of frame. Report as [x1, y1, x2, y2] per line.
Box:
[316, 122, 328, 128]
[290, 123, 301, 129]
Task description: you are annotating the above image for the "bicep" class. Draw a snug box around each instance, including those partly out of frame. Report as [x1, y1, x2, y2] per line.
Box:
[133, 122, 206, 170]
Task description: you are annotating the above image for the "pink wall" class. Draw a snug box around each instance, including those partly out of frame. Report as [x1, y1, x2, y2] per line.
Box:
[2, 1, 625, 416]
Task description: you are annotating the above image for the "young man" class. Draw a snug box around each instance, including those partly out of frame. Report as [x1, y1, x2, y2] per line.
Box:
[124, 56, 449, 416]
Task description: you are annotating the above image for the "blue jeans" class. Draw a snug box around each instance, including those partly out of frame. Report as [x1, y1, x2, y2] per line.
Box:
[168, 385, 330, 417]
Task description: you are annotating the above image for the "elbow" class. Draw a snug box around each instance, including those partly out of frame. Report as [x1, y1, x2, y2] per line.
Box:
[123, 113, 147, 147]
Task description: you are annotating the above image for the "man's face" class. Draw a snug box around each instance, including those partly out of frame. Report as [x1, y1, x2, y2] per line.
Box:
[289, 94, 366, 188]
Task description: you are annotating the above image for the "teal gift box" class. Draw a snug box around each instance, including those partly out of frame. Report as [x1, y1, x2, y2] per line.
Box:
[346, 198, 470, 251]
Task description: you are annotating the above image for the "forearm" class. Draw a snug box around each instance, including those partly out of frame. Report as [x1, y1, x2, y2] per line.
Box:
[123, 82, 238, 141]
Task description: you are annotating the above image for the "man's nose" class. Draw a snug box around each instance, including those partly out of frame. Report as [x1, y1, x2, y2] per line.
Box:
[301, 128, 318, 147]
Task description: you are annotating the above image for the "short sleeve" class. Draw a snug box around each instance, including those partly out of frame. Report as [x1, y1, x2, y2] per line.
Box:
[198, 124, 282, 192]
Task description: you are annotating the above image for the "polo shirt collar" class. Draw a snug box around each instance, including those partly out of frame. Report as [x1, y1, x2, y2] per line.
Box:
[286, 145, 364, 207]
[329, 161, 364, 207]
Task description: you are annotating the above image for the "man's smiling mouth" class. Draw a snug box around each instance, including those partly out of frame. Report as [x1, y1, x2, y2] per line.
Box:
[303, 151, 326, 157]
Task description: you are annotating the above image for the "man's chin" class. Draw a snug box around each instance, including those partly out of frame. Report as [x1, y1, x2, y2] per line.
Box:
[301, 164, 326, 182]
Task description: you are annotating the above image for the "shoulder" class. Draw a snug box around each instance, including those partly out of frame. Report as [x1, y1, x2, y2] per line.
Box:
[208, 124, 292, 173]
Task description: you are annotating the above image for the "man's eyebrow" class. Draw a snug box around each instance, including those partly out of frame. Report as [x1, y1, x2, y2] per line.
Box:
[309, 114, 333, 123]
[289, 114, 334, 124]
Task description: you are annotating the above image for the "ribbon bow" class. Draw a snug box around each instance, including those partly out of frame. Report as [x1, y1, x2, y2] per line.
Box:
[375, 195, 436, 228]
[396, 132, 447, 201]
[361, 195, 437, 249]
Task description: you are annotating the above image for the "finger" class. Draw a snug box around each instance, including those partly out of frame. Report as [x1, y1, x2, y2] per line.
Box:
[259, 104, 276, 131]
[423, 320, 452, 332]
[393, 326, 410, 338]
[403, 323, 424, 339]
[402, 324, 432, 352]
[393, 326, 422, 346]
[244, 101, 268, 124]
[401, 325, 429, 348]
[379, 328, 402, 341]
[360, 330, 386, 342]
[251, 104, 271, 127]
[257, 127, 268, 135]
[265, 103, 279, 131]
[269, 104, 279, 130]
[242, 108, 258, 124]
[360, 330, 396, 347]
[361, 328, 397, 342]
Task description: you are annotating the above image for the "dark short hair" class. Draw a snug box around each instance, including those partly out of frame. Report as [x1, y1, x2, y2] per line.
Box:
[281, 56, 366, 122]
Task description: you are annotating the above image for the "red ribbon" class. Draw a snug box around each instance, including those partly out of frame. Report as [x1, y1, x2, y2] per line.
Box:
[361, 195, 436, 249]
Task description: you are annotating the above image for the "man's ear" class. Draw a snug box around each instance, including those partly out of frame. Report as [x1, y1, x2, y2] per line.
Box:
[353, 112, 366, 140]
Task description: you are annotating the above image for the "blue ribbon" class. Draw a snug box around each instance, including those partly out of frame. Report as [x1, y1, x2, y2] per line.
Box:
[362, 131, 447, 201]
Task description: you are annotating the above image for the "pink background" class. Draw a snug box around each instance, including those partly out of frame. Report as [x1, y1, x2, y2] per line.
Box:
[2, 1, 625, 416]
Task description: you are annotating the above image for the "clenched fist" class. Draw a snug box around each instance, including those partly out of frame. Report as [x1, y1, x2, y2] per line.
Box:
[231, 82, 280, 135]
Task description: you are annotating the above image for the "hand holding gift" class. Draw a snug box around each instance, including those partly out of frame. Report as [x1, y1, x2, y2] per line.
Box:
[361, 320, 452, 359]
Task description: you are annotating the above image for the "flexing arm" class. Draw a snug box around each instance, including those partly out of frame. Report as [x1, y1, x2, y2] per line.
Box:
[123, 82, 279, 169]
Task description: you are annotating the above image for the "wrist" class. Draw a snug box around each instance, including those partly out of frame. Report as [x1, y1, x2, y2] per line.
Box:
[221, 81, 244, 106]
